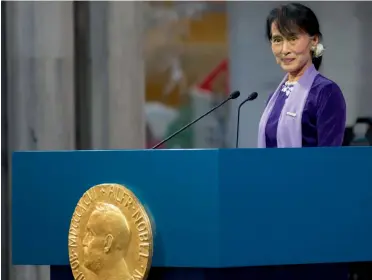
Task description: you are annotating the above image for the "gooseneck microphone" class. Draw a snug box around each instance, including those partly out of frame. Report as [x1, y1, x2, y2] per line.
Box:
[152, 90, 241, 149]
[235, 92, 258, 148]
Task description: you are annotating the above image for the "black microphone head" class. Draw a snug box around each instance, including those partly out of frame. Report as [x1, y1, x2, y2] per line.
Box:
[247, 92, 258, 101]
[229, 91, 240, 99]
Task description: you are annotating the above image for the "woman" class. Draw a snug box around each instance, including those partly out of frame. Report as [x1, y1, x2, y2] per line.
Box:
[258, 2, 347, 148]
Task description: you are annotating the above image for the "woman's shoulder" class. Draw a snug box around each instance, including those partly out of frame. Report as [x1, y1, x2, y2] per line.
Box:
[311, 74, 346, 109]
[312, 74, 343, 95]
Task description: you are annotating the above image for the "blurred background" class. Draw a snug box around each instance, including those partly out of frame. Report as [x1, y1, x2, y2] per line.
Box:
[2, 1, 372, 280]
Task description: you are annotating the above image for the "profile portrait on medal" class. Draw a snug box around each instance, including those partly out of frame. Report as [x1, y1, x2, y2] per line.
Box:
[82, 202, 132, 280]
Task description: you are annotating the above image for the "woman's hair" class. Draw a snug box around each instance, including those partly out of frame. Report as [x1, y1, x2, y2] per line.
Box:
[266, 3, 323, 70]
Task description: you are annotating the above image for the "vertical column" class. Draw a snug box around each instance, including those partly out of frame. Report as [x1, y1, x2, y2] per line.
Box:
[89, 1, 146, 149]
[6, 1, 74, 280]
[2, 3, 9, 280]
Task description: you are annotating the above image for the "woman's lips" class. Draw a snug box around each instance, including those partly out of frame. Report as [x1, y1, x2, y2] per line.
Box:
[282, 58, 295, 64]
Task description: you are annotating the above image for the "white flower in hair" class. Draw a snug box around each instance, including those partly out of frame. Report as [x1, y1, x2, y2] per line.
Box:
[313, 43, 325, 58]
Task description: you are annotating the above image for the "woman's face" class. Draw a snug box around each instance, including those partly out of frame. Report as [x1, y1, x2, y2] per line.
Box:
[270, 22, 318, 75]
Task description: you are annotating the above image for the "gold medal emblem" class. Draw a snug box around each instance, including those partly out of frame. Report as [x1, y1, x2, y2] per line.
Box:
[68, 183, 153, 280]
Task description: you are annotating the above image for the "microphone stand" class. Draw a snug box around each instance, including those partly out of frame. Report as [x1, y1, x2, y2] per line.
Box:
[235, 92, 258, 148]
[152, 96, 235, 149]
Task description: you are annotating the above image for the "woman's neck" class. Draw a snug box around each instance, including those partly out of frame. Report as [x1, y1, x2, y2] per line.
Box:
[288, 60, 312, 82]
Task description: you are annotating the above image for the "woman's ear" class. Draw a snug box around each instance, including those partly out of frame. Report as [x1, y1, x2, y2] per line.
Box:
[311, 35, 319, 48]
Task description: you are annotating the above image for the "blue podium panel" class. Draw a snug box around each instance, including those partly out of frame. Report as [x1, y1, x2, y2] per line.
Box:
[12, 147, 372, 269]
[219, 147, 372, 267]
[12, 150, 220, 266]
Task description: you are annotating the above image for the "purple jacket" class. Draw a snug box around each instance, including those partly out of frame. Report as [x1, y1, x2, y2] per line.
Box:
[260, 67, 346, 148]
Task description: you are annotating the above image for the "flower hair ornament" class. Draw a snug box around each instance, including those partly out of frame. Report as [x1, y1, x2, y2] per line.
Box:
[311, 43, 325, 58]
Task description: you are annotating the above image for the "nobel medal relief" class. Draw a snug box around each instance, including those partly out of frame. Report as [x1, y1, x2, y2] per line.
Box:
[68, 183, 153, 280]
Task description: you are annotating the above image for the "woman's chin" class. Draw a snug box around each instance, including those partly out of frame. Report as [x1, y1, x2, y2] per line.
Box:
[280, 63, 298, 73]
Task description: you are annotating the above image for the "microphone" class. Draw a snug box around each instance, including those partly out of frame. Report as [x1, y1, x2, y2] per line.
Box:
[152, 90, 241, 149]
[235, 92, 258, 148]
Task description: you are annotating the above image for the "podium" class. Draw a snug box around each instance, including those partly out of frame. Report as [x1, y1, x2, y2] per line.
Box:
[12, 147, 372, 280]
